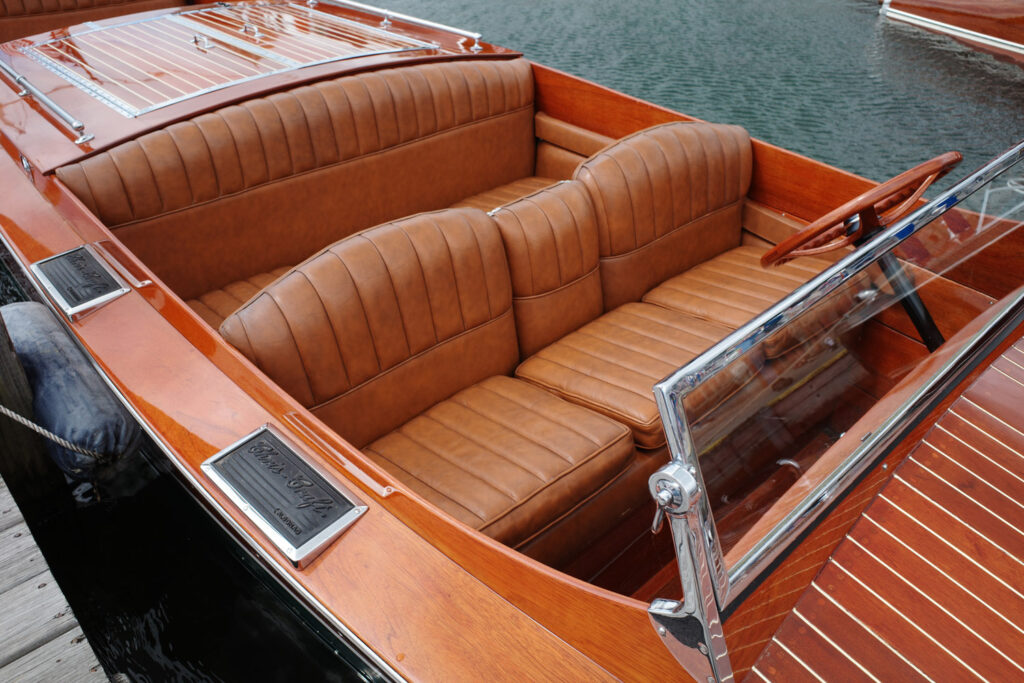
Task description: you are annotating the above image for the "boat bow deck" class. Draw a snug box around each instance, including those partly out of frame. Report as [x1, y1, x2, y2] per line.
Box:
[753, 338, 1024, 680]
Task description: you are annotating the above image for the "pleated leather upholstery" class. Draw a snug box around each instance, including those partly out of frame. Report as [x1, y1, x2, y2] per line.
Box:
[643, 246, 835, 329]
[364, 375, 634, 547]
[492, 180, 605, 357]
[575, 121, 752, 310]
[186, 267, 291, 329]
[452, 176, 557, 212]
[516, 302, 760, 448]
[220, 208, 518, 448]
[57, 58, 536, 300]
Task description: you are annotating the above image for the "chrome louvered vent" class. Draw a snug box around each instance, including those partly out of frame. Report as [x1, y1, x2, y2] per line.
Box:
[20, 1, 437, 117]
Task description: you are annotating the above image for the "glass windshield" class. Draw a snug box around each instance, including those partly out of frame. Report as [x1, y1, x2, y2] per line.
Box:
[658, 142, 1024, 591]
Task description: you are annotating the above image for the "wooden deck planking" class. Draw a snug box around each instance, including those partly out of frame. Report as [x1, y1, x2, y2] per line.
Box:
[750, 342, 1024, 680]
[0, 479, 23, 533]
[0, 570, 78, 667]
[0, 521, 45, 595]
[0, 475, 106, 682]
[0, 627, 106, 682]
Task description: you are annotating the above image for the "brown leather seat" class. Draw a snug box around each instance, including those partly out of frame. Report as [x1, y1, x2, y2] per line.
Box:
[58, 58, 538, 301]
[642, 245, 835, 329]
[515, 302, 754, 448]
[186, 267, 291, 329]
[493, 134, 766, 449]
[364, 375, 632, 547]
[452, 177, 558, 212]
[219, 207, 636, 557]
[573, 121, 753, 312]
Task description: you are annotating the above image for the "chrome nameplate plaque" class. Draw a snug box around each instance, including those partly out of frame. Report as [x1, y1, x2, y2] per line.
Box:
[202, 426, 366, 567]
[31, 244, 129, 318]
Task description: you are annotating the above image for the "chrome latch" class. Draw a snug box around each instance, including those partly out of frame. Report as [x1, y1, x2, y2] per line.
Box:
[647, 461, 732, 681]
[650, 462, 698, 535]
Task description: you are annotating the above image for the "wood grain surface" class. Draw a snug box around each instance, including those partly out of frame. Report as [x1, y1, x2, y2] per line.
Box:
[723, 295, 1021, 679]
[750, 334, 1024, 681]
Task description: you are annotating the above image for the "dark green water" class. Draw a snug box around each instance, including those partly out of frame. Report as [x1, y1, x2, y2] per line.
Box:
[386, 0, 1024, 187]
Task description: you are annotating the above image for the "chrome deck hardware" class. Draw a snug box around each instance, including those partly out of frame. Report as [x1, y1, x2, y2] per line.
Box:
[20, 4, 436, 119]
[0, 60, 92, 145]
[648, 462, 731, 682]
[323, 0, 482, 51]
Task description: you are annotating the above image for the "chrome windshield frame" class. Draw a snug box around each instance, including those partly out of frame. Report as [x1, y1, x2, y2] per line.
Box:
[649, 139, 1024, 679]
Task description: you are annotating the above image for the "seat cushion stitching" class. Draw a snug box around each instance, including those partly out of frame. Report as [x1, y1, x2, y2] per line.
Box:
[325, 249, 384, 372]
[474, 382, 612, 446]
[398, 224, 439, 344]
[414, 413, 542, 491]
[517, 370, 658, 429]
[479, 435, 632, 533]
[525, 352, 656, 401]
[434, 398, 571, 471]
[295, 268, 352, 387]
[365, 447, 489, 525]
[428, 217, 467, 330]
[309, 310, 512, 412]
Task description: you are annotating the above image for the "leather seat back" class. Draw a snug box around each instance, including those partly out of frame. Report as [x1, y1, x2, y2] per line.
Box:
[57, 58, 536, 301]
[574, 122, 753, 310]
[492, 180, 604, 357]
[220, 207, 518, 447]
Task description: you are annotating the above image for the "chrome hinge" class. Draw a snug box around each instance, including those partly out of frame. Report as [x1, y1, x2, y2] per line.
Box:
[648, 462, 732, 682]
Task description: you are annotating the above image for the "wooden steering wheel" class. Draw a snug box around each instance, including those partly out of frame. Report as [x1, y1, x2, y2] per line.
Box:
[760, 151, 963, 268]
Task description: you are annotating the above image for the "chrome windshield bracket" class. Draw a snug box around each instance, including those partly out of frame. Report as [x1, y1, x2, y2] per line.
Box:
[648, 462, 732, 681]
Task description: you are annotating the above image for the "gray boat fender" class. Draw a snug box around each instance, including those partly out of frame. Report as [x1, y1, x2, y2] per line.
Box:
[0, 301, 143, 479]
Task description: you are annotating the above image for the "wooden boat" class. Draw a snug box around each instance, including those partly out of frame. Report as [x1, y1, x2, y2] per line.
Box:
[0, 1, 1022, 679]
[881, 0, 1024, 66]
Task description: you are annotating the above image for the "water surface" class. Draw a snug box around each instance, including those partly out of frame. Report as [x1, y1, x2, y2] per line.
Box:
[386, 0, 1024, 187]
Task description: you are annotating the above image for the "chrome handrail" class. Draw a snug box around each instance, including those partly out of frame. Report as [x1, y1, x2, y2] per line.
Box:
[317, 0, 483, 51]
[0, 59, 92, 145]
[649, 140, 1024, 679]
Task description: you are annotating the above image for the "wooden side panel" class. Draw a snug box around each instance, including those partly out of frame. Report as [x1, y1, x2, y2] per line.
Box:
[533, 64, 876, 224]
[889, 1, 1024, 45]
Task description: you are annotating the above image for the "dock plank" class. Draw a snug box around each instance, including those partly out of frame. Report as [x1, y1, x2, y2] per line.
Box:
[0, 569, 78, 667]
[0, 521, 44, 594]
[0, 479, 22, 533]
[0, 626, 106, 683]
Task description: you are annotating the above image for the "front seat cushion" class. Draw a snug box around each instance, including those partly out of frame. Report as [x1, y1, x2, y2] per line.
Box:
[642, 245, 834, 329]
[515, 303, 761, 448]
[363, 376, 635, 548]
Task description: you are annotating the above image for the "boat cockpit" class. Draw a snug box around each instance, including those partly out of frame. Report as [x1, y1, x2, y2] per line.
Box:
[4, 2, 1024, 678]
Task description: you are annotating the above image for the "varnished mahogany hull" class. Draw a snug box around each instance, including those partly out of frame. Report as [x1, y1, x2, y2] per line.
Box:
[886, 0, 1024, 66]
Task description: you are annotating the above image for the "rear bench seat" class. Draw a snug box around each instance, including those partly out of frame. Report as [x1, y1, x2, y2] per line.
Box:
[56, 59, 617, 330]
[218, 123, 838, 566]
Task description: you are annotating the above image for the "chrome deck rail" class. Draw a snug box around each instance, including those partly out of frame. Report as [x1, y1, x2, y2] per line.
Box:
[0, 60, 92, 145]
[318, 0, 483, 51]
[648, 139, 1024, 680]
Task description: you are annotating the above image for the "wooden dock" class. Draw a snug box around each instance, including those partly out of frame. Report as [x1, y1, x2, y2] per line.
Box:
[0, 475, 106, 682]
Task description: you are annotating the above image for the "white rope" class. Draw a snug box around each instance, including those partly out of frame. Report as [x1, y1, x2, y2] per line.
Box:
[0, 402, 107, 460]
